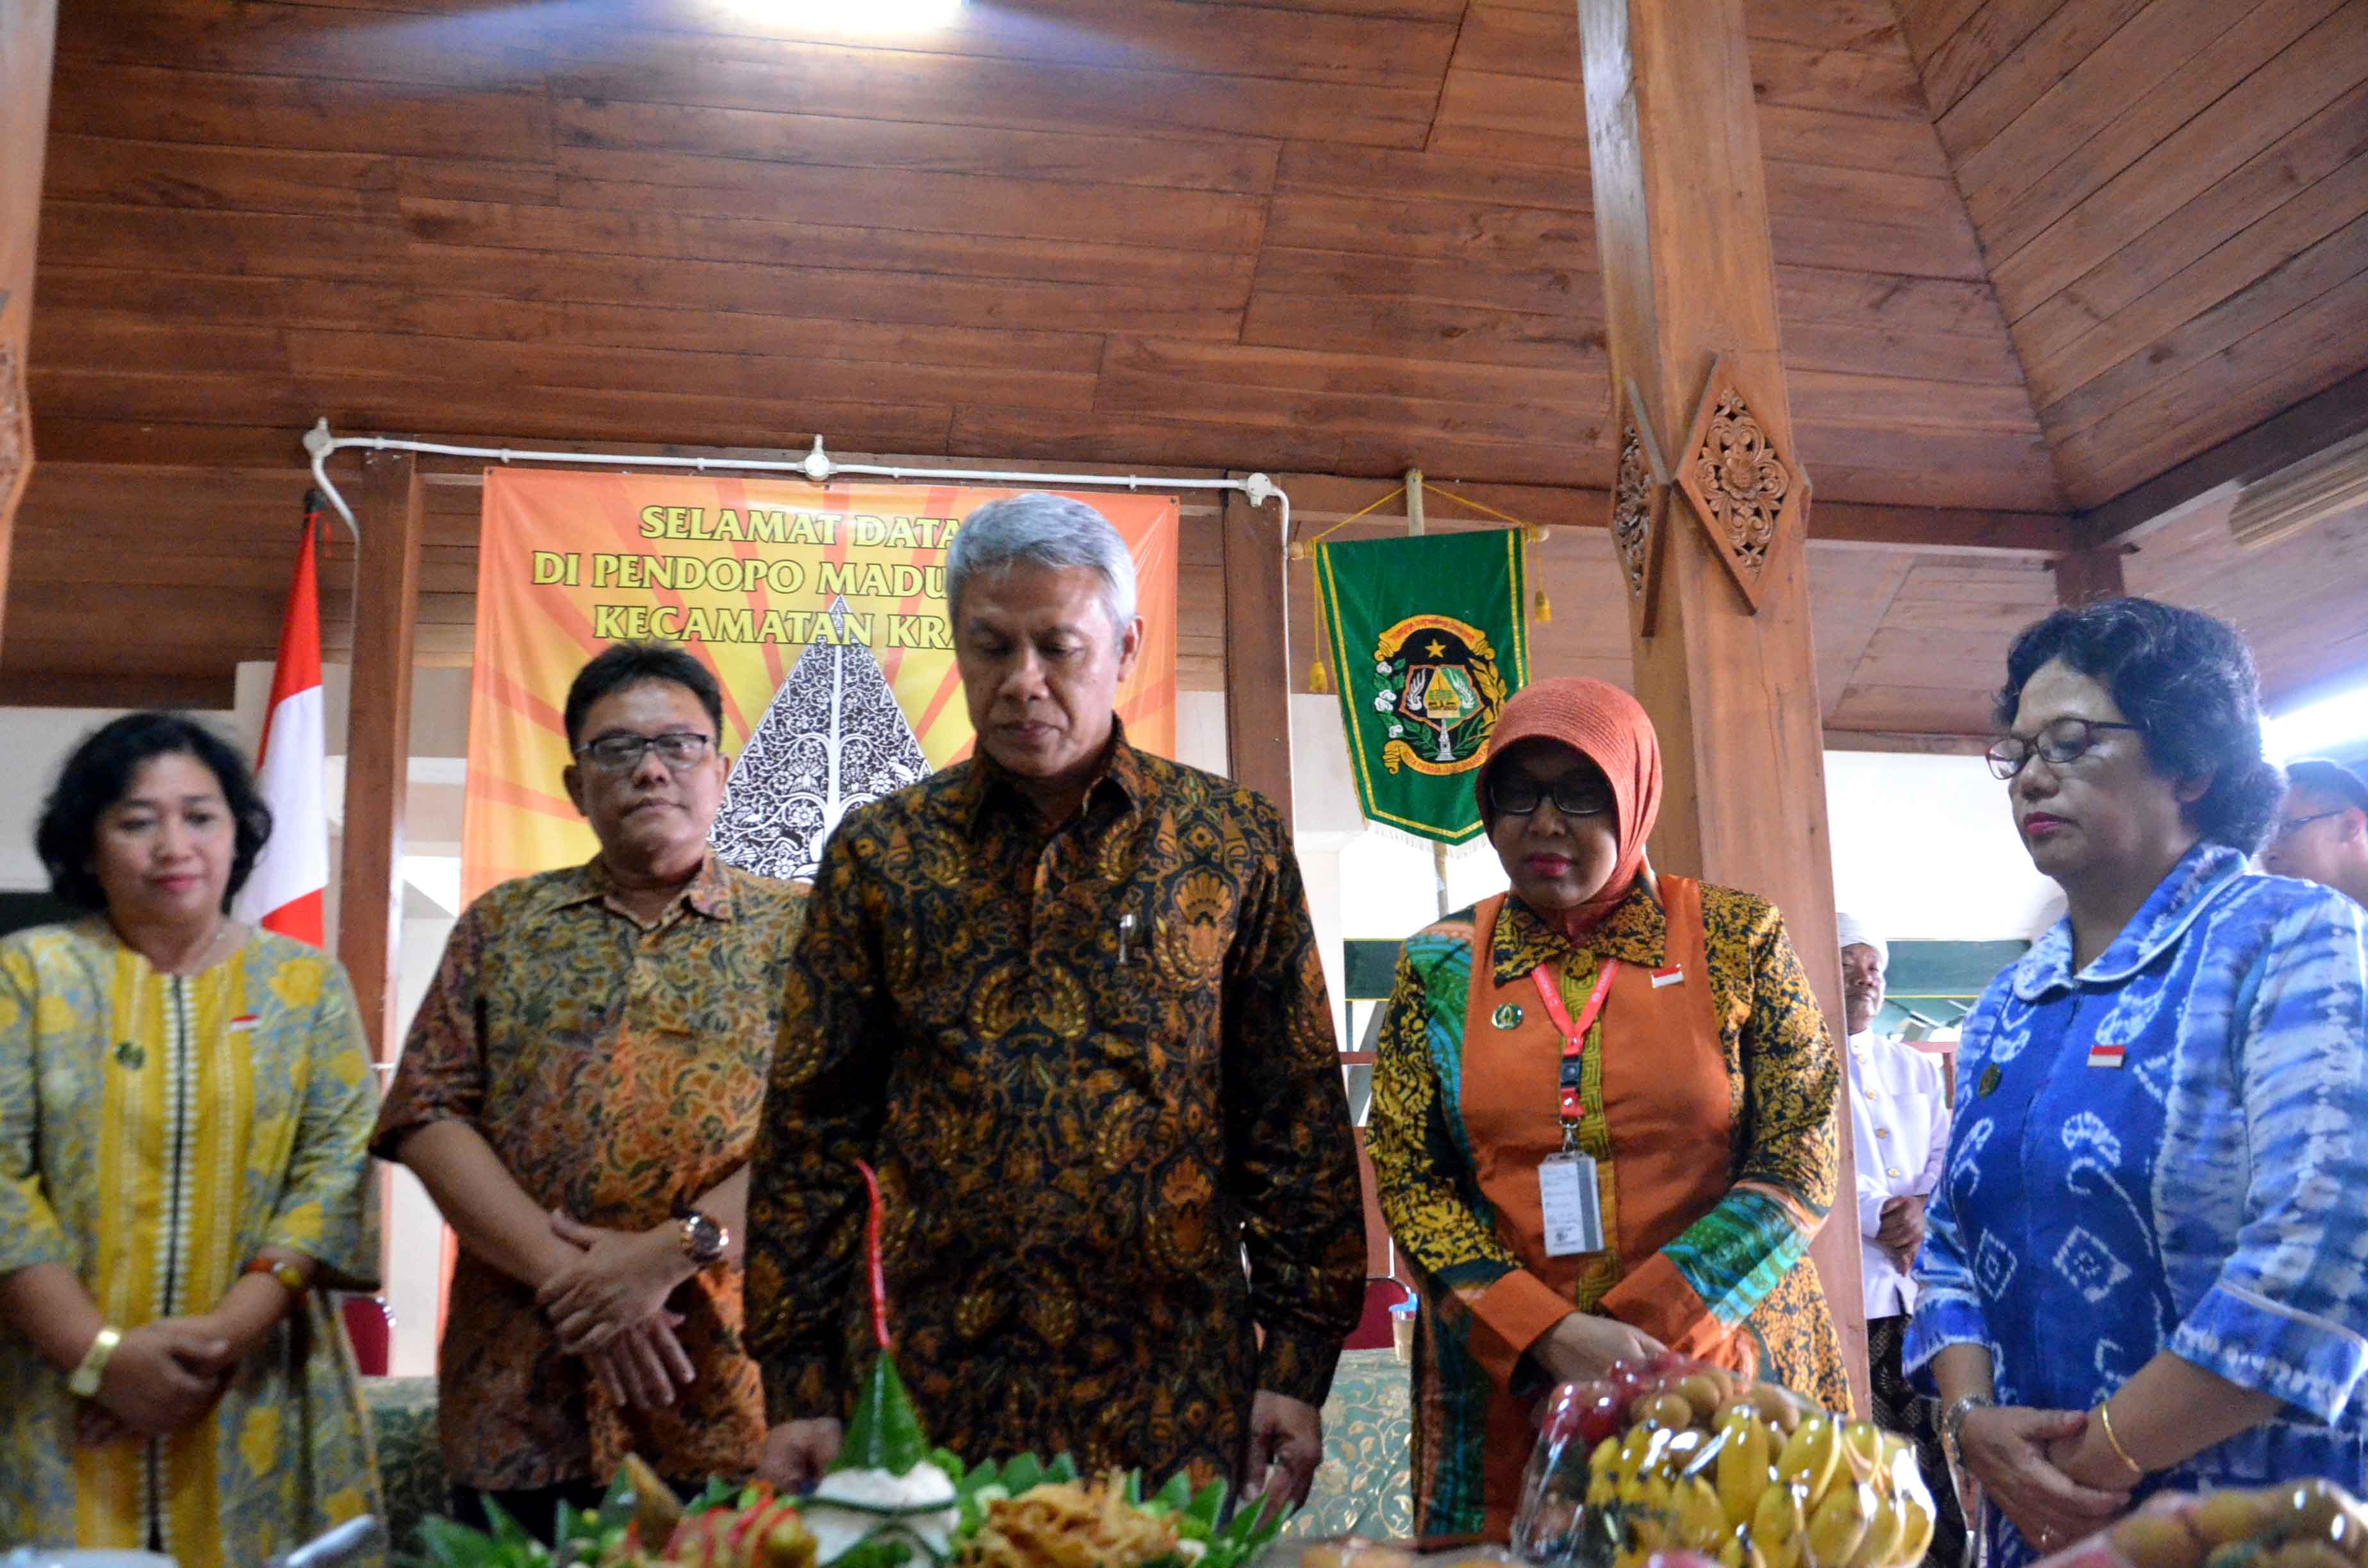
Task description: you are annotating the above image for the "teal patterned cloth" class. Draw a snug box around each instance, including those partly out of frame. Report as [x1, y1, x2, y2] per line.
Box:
[365, 1350, 1413, 1553]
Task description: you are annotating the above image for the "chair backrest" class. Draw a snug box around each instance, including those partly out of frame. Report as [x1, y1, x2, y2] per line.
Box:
[341, 1294, 392, 1376]
[1343, 1276, 1415, 1351]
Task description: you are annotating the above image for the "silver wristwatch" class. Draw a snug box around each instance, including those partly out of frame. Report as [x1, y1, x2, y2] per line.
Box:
[1941, 1392, 1994, 1465]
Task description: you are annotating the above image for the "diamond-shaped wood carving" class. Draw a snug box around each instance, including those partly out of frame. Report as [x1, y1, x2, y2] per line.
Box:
[1610, 381, 1670, 635]
[1673, 356, 1807, 612]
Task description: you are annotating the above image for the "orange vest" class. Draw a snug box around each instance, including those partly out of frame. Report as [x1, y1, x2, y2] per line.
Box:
[1456, 875, 1743, 1534]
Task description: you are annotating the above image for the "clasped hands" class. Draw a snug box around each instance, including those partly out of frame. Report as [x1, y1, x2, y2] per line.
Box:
[74, 1318, 243, 1446]
[536, 1211, 702, 1410]
[1955, 1405, 2135, 1553]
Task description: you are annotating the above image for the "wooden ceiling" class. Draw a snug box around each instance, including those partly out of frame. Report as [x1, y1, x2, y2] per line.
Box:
[7, 0, 2366, 721]
[1896, 0, 2368, 511]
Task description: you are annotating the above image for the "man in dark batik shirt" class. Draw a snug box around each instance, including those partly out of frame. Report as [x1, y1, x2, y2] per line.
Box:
[746, 492, 1363, 1505]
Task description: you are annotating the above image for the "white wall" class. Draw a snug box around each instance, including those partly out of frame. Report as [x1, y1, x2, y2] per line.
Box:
[0, 706, 243, 890]
[1823, 750, 2059, 942]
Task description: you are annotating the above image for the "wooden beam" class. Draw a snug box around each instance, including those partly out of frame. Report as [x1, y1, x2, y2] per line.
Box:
[2052, 544, 2129, 607]
[337, 447, 422, 1061]
[1578, 0, 1869, 1412]
[1823, 730, 1992, 756]
[1271, 471, 2073, 557]
[0, 0, 60, 646]
[2079, 367, 2368, 549]
[1221, 484, 1292, 829]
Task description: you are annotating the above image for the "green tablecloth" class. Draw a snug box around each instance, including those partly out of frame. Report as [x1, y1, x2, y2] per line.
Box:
[364, 1350, 1413, 1553]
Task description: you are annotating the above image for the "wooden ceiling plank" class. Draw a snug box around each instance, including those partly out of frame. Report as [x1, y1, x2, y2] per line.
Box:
[399, 196, 1255, 294]
[1744, 0, 1907, 53]
[552, 99, 1281, 196]
[1275, 141, 1591, 212]
[552, 0, 1466, 85]
[1773, 264, 2010, 337]
[1785, 318, 2029, 385]
[1754, 103, 1952, 180]
[1823, 683, 2003, 736]
[32, 266, 1116, 377]
[29, 311, 294, 377]
[1263, 190, 1596, 264]
[1793, 420, 2061, 480]
[1447, 3, 1583, 80]
[2055, 268, 2368, 506]
[1788, 369, 2052, 433]
[1748, 37, 1931, 119]
[2019, 148, 2368, 412]
[279, 327, 1102, 415]
[1097, 334, 1607, 411]
[1918, 0, 2062, 118]
[547, 36, 1436, 149]
[1800, 462, 2073, 512]
[2035, 208, 2368, 442]
[56, 0, 548, 90]
[40, 202, 409, 281]
[2007, 76, 2368, 376]
[1932, 0, 2159, 170]
[2080, 368, 2368, 545]
[1892, 0, 1994, 72]
[48, 60, 555, 162]
[1985, 0, 2368, 318]
[1253, 245, 1591, 314]
[1241, 292, 1607, 372]
[551, 157, 1272, 254]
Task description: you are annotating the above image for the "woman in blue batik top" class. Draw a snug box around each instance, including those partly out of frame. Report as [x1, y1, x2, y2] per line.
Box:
[1907, 598, 2368, 1567]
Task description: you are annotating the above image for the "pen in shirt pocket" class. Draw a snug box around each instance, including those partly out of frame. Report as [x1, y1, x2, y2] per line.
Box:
[1116, 911, 1138, 964]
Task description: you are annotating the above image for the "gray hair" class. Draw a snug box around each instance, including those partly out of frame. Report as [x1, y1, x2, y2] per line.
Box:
[946, 492, 1138, 635]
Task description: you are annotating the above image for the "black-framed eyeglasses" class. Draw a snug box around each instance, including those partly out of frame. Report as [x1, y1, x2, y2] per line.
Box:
[2273, 808, 2347, 842]
[1984, 719, 2142, 781]
[1488, 772, 1615, 819]
[575, 731, 714, 773]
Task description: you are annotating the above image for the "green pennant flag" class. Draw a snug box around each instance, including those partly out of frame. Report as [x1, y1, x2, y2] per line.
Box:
[1315, 528, 1531, 845]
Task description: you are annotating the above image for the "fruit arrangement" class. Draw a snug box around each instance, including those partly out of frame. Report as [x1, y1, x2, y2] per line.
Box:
[2039, 1480, 2368, 1568]
[1515, 1354, 1936, 1568]
[404, 1164, 1294, 1568]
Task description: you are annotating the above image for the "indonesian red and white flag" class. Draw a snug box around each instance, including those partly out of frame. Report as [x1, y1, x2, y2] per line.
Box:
[234, 493, 329, 945]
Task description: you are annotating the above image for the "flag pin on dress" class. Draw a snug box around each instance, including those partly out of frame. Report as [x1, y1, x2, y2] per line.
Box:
[2088, 1041, 2126, 1069]
[1650, 965, 1684, 988]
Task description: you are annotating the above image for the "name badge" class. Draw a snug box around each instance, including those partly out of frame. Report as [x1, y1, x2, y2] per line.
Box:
[1540, 1152, 1605, 1257]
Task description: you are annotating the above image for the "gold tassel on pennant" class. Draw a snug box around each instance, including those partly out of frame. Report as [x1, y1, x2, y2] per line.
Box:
[1534, 587, 1552, 623]
[1309, 659, 1331, 693]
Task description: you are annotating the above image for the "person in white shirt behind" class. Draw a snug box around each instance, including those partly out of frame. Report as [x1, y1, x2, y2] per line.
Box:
[1841, 912, 1964, 1567]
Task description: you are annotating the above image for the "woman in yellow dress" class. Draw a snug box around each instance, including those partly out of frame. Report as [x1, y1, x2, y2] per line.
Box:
[0, 712, 384, 1565]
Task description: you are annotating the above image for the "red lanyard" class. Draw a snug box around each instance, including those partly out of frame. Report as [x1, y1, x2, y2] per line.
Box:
[1533, 960, 1619, 1137]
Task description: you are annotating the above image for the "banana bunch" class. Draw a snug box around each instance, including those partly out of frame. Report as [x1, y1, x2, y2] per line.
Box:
[2099, 1480, 2368, 1568]
[1581, 1400, 1936, 1568]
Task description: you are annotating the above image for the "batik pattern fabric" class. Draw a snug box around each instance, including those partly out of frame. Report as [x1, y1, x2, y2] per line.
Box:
[744, 731, 1366, 1488]
[1907, 844, 2368, 1568]
[1372, 882, 1847, 1538]
[372, 854, 808, 1490]
[0, 921, 382, 1568]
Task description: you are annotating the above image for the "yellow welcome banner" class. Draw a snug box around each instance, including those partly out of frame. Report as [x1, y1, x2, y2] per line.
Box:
[463, 470, 1179, 901]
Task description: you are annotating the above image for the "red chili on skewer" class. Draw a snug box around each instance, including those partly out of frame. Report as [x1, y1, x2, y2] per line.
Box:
[855, 1158, 891, 1351]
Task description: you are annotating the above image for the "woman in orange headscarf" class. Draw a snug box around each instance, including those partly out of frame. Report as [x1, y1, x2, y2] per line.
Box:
[1370, 677, 1847, 1541]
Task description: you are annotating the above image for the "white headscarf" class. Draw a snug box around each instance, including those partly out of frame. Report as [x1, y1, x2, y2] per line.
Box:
[1835, 911, 1888, 973]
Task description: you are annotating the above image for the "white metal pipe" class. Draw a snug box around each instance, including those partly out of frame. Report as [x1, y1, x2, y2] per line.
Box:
[301, 421, 1290, 545]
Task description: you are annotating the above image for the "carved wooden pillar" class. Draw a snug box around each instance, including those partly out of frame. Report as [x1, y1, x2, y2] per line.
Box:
[1576, 0, 1870, 1410]
[1222, 483, 1294, 829]
[0, 0, 60, 635]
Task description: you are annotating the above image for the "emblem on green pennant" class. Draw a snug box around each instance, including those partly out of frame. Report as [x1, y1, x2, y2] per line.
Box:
[1492, 1003, 1523, 1030]
[1316, 528, 1531, 845]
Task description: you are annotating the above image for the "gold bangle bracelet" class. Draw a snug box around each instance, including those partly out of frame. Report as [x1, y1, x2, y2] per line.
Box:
[2096, 1401, 2145, 1481]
